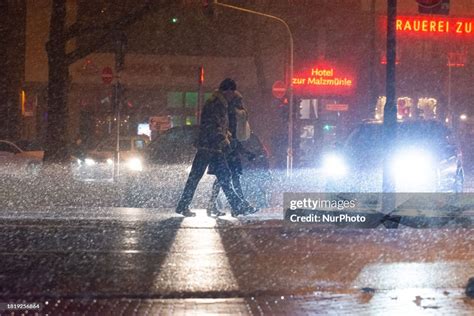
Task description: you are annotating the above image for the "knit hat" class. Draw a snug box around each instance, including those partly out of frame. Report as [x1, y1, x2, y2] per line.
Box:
[219, 78, 237, 91]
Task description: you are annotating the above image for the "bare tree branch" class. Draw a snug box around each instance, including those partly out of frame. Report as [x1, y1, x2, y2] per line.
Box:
[65, 21, 112, 40]
[65, 33, 110, 65]
[63, 1, 155, 64]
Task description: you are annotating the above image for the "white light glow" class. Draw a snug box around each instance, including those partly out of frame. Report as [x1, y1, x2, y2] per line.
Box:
[85, 158, 96, 166]
[322, 153, 347, 177]
[391, 149, 436, 192]
[126, 157, 143, 171]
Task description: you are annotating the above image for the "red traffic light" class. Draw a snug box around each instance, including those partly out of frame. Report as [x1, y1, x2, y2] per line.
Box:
[198, 66, 204, 84]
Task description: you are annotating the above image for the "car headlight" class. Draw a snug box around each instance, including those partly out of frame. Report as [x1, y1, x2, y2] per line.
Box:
[390, 148, 436, 191]
[322, 153, 347, 177]
[106, 158, 113, 165]
[85, 158, 96, 166]
[126, 157, 143, 171]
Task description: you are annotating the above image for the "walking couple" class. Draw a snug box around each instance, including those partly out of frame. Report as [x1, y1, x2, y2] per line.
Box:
[175, 78, 259, 217]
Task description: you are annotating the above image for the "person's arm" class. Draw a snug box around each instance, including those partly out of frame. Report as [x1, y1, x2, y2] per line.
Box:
[200, 100, 231, 151]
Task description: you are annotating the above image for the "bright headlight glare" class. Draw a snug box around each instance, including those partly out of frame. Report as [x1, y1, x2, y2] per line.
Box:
[126, 158, 143, 171]
[85, 158, 96, 166]
[391, 149, 436, 191]
[106, 158, 113, 165]
[322, 153, 347, 177]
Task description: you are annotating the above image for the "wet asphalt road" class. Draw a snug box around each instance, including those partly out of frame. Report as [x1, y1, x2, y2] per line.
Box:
[1, 207, 474, 314]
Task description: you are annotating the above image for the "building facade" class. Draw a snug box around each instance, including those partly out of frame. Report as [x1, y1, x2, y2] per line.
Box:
[20, 0, 474, 164]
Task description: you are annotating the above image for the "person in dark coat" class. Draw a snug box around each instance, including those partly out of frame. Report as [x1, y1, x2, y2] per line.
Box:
[175, 78, 258, 217]
[206, 91, 256, 217]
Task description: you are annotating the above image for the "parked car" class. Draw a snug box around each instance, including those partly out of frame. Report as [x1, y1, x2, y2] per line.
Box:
[323, 120, 464, 193]
[145, 125, 271, 208]
[15, 139, 45, 160]
[0, 140, 43, 177]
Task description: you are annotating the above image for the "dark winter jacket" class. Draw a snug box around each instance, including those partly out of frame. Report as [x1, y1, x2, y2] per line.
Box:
[211, 91, 255, 175]
[197, 91, 231, 152]
[228, 91, 244, 140]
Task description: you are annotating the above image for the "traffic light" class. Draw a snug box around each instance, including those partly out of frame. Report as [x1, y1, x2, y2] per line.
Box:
[114, 31, 127, 71]
[112, 83, 123, 113]
[170, 17, 179, 24]
[276, 97, 301, 122]
[198, 66, 204, 85]
[323, 124, 335, 132]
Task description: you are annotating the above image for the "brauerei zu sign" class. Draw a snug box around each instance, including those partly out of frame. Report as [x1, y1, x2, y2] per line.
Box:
[382, 16, 474, 36]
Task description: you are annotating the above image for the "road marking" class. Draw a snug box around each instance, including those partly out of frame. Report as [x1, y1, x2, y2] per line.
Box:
[156, 209, 239, 292]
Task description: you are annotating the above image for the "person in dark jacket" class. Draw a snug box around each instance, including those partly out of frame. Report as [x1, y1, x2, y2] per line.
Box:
[206, 91, 256, 217]
[175, 78, 258, 217]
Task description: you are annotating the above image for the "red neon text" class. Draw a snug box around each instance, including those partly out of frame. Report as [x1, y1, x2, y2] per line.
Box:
[293, 65, 355, 97]
[395, 17, 474, 35]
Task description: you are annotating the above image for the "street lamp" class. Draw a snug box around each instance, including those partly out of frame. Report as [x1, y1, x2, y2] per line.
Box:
[212, 1, 295, 176]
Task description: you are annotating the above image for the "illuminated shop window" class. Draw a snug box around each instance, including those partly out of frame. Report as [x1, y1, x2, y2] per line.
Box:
[167, 92, 183, 108]
[417, 98, 437, 119]
[185, 92, 197, 108]
[167, 91, 200, 109]
[185, 116, 197, 125]
[374, 96, 437, 120]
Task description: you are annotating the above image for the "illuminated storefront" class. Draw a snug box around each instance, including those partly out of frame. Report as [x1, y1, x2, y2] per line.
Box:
[291, 61, 357, 165]
[376, 15, 474, 126]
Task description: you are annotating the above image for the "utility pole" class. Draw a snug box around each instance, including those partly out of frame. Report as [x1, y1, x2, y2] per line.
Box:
[197, 66, 204, 124]
[382, 0, 397, 216]
[212, 1, 295, 176]
[448, 60, 452, 126]
[113, 30, 126, 180]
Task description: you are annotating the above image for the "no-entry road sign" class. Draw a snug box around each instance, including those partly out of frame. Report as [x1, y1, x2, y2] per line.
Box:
[272, 80, 287, 99]
[102, 67, 114, 84]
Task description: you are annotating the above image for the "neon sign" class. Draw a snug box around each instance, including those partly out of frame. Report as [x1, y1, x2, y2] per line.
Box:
[386, 16, 474, 36]
[293, 63, 356, 96]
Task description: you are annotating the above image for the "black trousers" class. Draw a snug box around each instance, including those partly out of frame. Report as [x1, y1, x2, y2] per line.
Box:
[177, 149, 247, 212]
[209, 172, 243, 209]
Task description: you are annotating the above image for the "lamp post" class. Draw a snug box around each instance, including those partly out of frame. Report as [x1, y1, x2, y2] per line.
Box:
[114, 30, 126, 180]
[213, 1, 295, 176]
